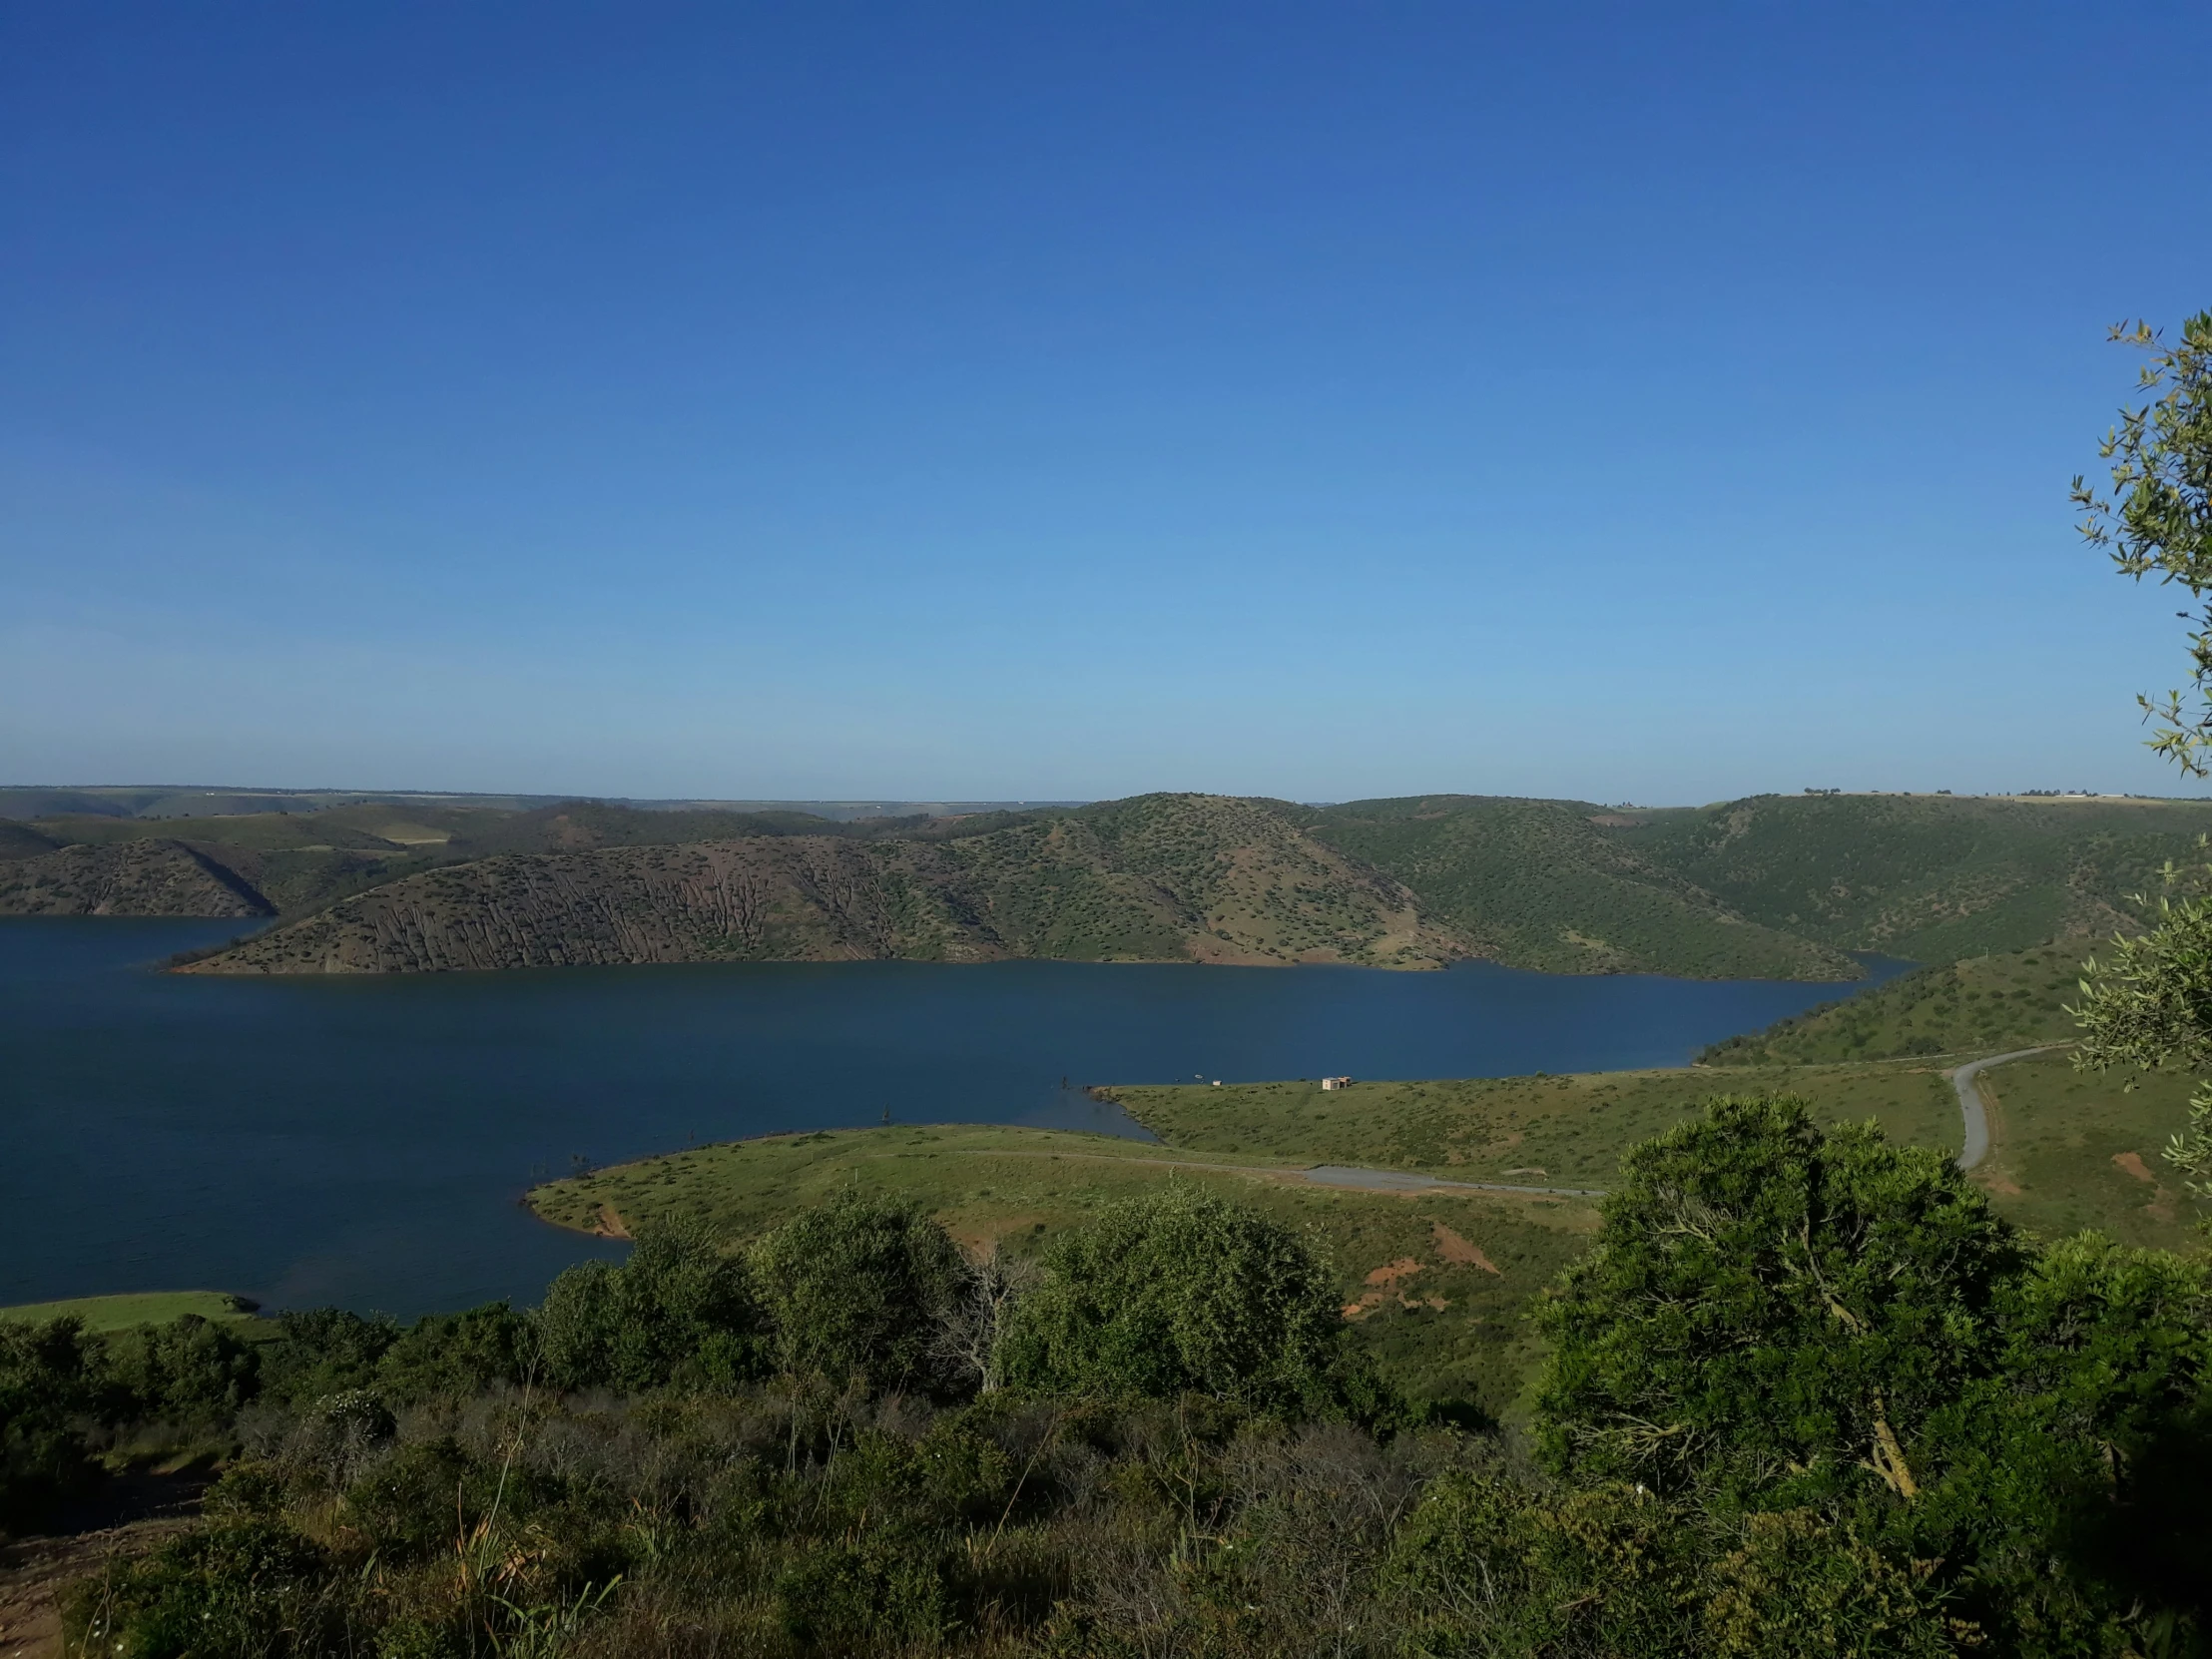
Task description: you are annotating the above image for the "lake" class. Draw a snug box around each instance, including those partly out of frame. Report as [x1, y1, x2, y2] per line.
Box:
[0, 918, 1910, 1316]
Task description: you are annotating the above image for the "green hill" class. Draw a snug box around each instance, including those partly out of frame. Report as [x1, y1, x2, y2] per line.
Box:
[1698, 939, 2094, 1065]
[180, 795, 1462, 974]
[1617, 792, 2212, 959]
[1300, 795, 1857, 979]
[23, 788, 2212, 982]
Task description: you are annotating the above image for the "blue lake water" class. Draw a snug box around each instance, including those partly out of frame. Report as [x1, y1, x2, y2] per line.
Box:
[0, 918, 1911, 1317]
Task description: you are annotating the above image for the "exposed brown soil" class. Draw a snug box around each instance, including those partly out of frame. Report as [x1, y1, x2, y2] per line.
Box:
[1430, 1222, 1500, 1274]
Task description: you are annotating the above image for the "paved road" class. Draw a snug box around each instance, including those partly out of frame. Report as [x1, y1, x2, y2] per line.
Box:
[1949, 1047, 2063, 1171]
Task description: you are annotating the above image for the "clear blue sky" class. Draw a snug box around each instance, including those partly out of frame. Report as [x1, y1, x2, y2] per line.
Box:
[4, 3, 2208, 805]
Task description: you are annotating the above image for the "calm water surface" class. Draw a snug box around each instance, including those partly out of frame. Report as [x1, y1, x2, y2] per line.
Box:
[1, 919, 1909, 1315]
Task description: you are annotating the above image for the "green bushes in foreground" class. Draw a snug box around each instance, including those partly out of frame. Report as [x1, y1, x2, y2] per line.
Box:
[9, 1104, 2211, 1656]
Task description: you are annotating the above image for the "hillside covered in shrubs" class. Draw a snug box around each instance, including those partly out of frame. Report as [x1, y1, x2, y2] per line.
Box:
[5, 1103, 2208, 1657]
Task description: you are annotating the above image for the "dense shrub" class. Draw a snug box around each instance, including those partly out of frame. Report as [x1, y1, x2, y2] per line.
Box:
[1536, 1095, 2212, 1656]
[69, 1519, 346, 1658]
[107, 1312, 262, 1421]
[375, 1300, 535, 1401]
[541, 1220, 767, 1390]
[0, 1317, 107, 1534]
[750, 1192, 967, 1392]
[996, 1183, 1391, 1421]
[258, 1307, 399, 1405]
[11, 1120, 2209, 1657]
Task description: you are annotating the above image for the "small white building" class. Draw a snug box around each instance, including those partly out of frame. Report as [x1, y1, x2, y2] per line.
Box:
[1321, 1075, 1354, 1091]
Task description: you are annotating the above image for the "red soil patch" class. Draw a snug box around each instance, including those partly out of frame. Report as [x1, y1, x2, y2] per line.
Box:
[2113, 1151, 2156, 1184]
[1430, 1223, 1500, 1275]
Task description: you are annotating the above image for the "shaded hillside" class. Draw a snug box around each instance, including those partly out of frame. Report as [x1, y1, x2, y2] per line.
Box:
[180, 796, 1463, 974]
[1698, 938, 2092, 1064]
[0, 840, 274, 917]
[1621, 793, 2212, 959]
[0, 820, 60, 860]
[1300, 795, 1858, 979]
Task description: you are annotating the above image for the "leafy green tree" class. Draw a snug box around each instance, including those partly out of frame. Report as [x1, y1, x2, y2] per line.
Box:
[257, 1308, 399, 1406]
[2072, 307, 2212, 1204]
[2072, 882, 2212, 1201]
[109, 1314, 262, 1422]
[374, 1302, 535, 1402]
[749, 1191, 966, 1392]
[2072, 309, 2212, 776]
[539, 1221, 766, 1391]
[995, 1183, 1389, 1420]
[1534, 1096, 2212, 1656]
[1536, 1095, 2018, 1506]
[0, 1317, 108, 1535]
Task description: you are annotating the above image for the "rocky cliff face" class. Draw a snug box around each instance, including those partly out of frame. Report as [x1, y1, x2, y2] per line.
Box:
[0, 841, 275, 917]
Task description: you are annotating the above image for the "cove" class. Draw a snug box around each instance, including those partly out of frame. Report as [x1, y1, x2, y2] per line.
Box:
[0, 918, 1911, 1317]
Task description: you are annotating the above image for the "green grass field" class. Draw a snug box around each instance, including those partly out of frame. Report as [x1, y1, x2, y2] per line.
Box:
[1967, 1049, 2204, 1254]
[1102, 1065, 1961, 1183]
[0, 1290, 258, 1334]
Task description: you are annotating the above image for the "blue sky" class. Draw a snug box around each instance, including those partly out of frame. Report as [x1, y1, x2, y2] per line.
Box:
[4, 3, 2208, 805]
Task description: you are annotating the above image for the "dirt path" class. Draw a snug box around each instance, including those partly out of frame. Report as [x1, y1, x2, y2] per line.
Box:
[0, 1517, 189, 1659]
[972, 1147, 1607, 1199]
[1949, 1047, 2063, 1172]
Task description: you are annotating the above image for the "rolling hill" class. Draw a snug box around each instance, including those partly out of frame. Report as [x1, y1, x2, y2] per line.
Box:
[17, 787, 2212, 980]
[0, 840, 274, 917]
[1615, 792, 2208, 959]
[1298, 795, 1854, 978]
[177, 795, 1461, 974]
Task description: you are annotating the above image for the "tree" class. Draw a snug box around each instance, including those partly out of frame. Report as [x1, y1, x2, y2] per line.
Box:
[0, 1318, 108, 1535]
[2072, 310, 2212, 776]
[1535, 1095, 2019, 1509]
[539, 1221, 766, 1391]
[1532, 1096, 2212, 1656]
[995, 1183, 1389, 1420]
[2072, 307, 2212, 1203]
[748, 1191, 967, 1392]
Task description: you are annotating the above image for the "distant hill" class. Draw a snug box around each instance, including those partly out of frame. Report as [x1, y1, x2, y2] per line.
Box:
[0, 840, 274, 917]
[180, 795, 1461, 975]
[1616, 793, 2206, 960]
[1299, 796, 1854, 979]
[19, 787, 2212, 981]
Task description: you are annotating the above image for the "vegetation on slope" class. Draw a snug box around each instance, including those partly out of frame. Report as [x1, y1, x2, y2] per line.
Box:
[22, 787, 2212, 981]
[529, 1124, 1589, 1411]
[0, 840, 274, 917]
[1616, 791, 2211, 960]
[1700, 938, 2094, 1064]
[177, 795, 1462, 975]
[1302, 795, 1859, 979]
[9, 1103, 2205, 1657]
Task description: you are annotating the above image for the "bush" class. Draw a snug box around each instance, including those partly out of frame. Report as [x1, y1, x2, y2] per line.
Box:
[67, 1518, 350, 1657]
[996, 1184, 1390, 1421]
[541, 1221, 767, 1391]
[376, 1301, 536, 1402]
[0, 1317, 107, 1534]
[258, 1307, 399, 1405]
[108, 1314, 262, 1422]
[750, 1193, 967, 1392]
